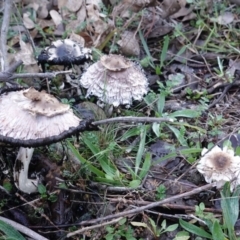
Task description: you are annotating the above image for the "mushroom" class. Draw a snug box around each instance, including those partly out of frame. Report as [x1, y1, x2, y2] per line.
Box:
[0, 87, 92, 193]
[79, 54, 148, 107]
[37, 39, 92, 71]
[197, 146, 240, 191]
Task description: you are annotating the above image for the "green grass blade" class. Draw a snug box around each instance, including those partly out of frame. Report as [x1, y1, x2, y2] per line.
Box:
[139, 30, 155, 68]
[0, 220, 25, 240]
[167, 125, 188, 146]
[135, 126, 147, 175]
[67, 141, 105, 177]
[160, 35, 170, 69]
[139, 152, 151, 179]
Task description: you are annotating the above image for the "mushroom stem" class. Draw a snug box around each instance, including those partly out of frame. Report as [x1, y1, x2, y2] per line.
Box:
[14, 147, 38, 194]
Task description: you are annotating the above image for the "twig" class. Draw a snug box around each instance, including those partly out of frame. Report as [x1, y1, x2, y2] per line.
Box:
[0, 216, 48, 240]
[60, 183, 215, 238]
[208, 81, 235, 108]
[67, 217, 124, 238]
[8, 70, 73, 80]
[93, 116, 172, 125]
[0, 0, 12, 70]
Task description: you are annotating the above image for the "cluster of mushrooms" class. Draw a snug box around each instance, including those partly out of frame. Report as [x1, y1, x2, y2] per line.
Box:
[0, 39, 149, 194]
[3, 39, 233, 194]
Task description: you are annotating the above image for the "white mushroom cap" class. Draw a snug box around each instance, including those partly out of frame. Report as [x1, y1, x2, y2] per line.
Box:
[79, 54, 148, 107]
[0, 88, 89, 147]
[197, 146, 240, 191]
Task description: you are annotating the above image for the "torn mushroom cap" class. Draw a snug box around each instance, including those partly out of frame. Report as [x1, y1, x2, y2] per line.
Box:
[79, 54, 148, 107]
[0, 87, 91, 147]
[47, 39, 92, 61]
[37, 39, 92, 71]
[197, 146, 240, 191]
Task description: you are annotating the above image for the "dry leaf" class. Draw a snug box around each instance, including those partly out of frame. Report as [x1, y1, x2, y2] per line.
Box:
[69, 33, 85, 47]
[217, 12, 234, 25]
[15, 40, 37, 65]
[66, 0, 83, 12]
[50, 10, 63, 26]
[118, 31, 140, 56]
[23, 12, 35, 29]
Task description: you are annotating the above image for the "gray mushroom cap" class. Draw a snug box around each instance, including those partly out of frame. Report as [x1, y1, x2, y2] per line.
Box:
[79, 54, 149, 107]
[0, 88, 91, 147]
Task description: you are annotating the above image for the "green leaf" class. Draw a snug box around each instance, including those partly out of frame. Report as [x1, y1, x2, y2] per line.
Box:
[212, 220, 225, 240]
[67, 141, 105, 177]
[138, 152, 151, 179]
[152, 122, 160, 137]
[168, 125, 188, 146]
[129, 180, 141, 188]
[0, 220, 25, 240]
[173, 231, 190, 240]
[131, 222, 148, 228]
[160, 35, 169, 69]
[139, 30, 155, 68]
[135, 126, 147, 175]
[168, 109, 200, 118]
[119, 218, 127, 225]
[155, 147, 201, 164]
[165, 223, 178, 232]
[220, 183, 239, 239]
[120, 127, 141, 141]
[38, 184, 46, 194]
[179, 219, 212, 239]
[157, 92, 166, 115]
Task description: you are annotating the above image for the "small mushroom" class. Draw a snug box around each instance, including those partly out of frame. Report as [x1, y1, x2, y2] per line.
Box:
[197, 146, 240, 191]
[0, 87, 92, 193]
[37, 39, 92, 71]
[79, 54, 149, 107]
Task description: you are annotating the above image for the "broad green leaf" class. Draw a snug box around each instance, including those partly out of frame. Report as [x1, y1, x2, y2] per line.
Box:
[152, 122, 160, 137]
[119, 218, 127, 225]
[157, 92, 166, 115]
[165, 224, 179, 232]
[131, 222, 148, 228]
[135, 126, 147, 175]
[168, 109, 200, 118]
[179, 219, 212, 239]
[221, 183, 239, 239]
[0, 220, 25, 240]
[173, 231, 190, 240]
[212, 220, 225, 240]
[139, 152, 151, 179]
[129, 179, 141, 188]
[38, 184, 46, 194]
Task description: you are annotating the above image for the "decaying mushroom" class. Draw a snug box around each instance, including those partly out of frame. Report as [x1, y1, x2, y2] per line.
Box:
[197, 146, 240, 191]
[0, 87, 92, 193]
[79, 54, 149, 107]
[38, 39, 92, 71]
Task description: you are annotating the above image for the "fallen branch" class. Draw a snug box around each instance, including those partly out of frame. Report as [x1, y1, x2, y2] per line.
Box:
[93, 116, 173, 125]
[66, 183, 214, 238]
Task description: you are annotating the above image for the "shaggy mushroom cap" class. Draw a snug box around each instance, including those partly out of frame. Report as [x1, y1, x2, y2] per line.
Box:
[79, 54, 148, 107]
[37, 39, 92, 71]
[0, 87, 90, 147]
[197, 146, 240, 191]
